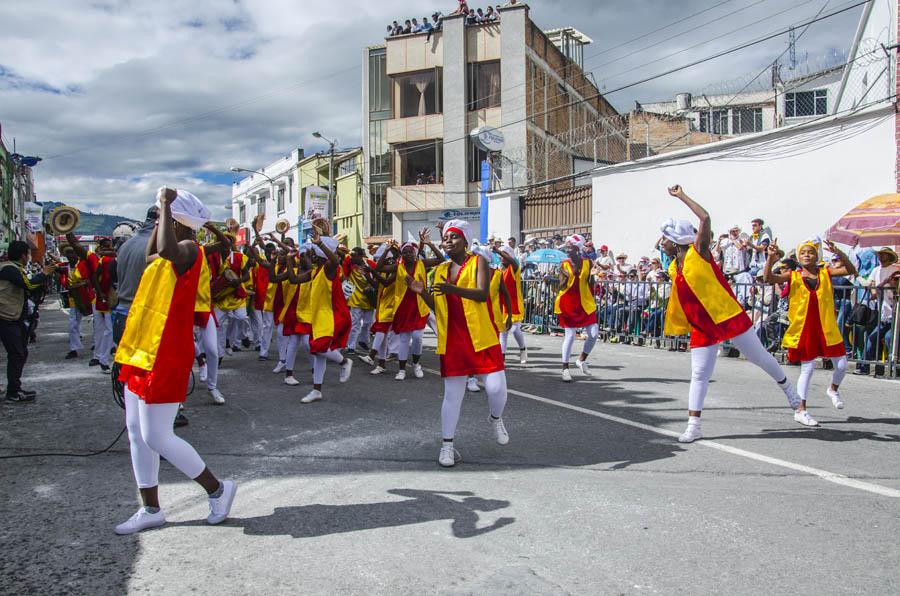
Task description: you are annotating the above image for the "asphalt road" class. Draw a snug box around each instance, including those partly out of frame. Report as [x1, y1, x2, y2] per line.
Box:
[1, 304, 899, 595]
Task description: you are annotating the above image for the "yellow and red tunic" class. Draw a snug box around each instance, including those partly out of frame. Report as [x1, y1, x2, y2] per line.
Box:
[434, 255, 504, 378]
[115, 246, 206, 404]
[299, 265, 351, 353]
[213, 252, 249, 312]
[554, 258, 597, 328]
[94, 255, 115, 313]
[371, 276, 397, 335]
[194, 252, 213, 328]
[279, 273, 302, 336]
[391, 259, 430, 333]
[293, 278, 313, 336]
[501, 265, 525, 324]
[487, 268, 504, 335]
[253, 263, 270, 312]
[67, 253, 99, 310]
[271, 264, 286, 323]
[782, 268, 845, 362]
[344, 257, 376, 311]
[664, 244, 751, 348]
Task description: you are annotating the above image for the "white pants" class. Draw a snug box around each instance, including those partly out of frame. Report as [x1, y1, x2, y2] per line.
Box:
[285, 334, 314, 373]
[687, 328, 788, 412]
[68, 308, 84, 351]
[254, 310, 275, 356]
[427, 312, 437, 334]
[372, 331, 389, 360]
[348, 308, 375, 350]
[500, 322, 526, 353]
[248, 307, 261, 344]
[441, 372, 508, 440]
[313, 350, 344, 385]
[124, 386, 206, 489]
[194, 318, 219, 390]
[92, 308, 113, 366]
[798, 357, 848, 402]
[215, 307, 249, 355]
[396, 329, 424, 362]
[276, 324, 287, 363]
[562, 324, 599, 364]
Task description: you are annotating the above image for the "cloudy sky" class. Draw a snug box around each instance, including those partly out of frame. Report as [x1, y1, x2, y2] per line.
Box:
[0, 0, 862, 220]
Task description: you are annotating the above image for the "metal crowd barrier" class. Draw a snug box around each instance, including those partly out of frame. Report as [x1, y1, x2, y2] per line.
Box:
[519, 278, 899, 378]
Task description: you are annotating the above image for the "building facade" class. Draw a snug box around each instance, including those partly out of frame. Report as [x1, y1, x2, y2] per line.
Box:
[362, 4, 623, 242]
[231, 149, 303, 243]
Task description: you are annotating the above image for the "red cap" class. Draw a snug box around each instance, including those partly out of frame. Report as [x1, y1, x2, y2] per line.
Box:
[600, 245, 608, 251]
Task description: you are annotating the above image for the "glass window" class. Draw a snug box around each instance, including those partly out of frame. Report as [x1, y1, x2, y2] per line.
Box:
[395, 70, 442, 118]
[277, 187, 285, 212]
[395, 140, 443, 186]
[785, 90, 827, 118]
[338, 158, 358, 177]
[368, 121, 391, 176]
[257, 196, 265, 217]
[238, 203, 246, 224]
[369, 180, 391, 237]
[699, 110, 729, 134]
[468, 61, 501, 111]
[368, 50, 391, 116]
[733, 107, 763, 134]
[468, 141, 490, 183]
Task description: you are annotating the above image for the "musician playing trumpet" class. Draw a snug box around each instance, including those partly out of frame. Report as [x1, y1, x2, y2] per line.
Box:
[61, 232, 101, 361]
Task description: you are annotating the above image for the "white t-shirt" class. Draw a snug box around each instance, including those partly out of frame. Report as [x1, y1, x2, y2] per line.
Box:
[868, 264, 900, 322]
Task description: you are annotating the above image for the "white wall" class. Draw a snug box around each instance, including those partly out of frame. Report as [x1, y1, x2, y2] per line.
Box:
[837, 0, 896, 113]
[591, 106, 895, 259]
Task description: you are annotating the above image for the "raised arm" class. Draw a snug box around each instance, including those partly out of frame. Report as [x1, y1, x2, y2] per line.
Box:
[668, 185, 711, 258]
[824, 240, 857, 278]
[763, 239, 790, 285]
[64, 232, 89, 261]
[157, 188, 199, 275]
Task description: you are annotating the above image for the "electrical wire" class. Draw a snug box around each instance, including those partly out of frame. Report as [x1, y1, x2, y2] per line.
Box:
[0, 427, 126, 460]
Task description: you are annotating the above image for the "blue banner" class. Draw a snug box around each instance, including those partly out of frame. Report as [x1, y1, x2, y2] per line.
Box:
[480, 159, 491, 243]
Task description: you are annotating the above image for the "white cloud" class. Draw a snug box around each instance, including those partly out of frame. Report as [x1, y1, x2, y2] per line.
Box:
[0, 0, 863, 221]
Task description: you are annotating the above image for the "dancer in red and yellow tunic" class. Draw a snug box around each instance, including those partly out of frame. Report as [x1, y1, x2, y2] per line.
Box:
[344, 247, 377, 354]
[89, 238, 116, 372]
[293, 230, 353, 403]
[554, 234, 598, 382]
[496, 244, 528, 364]
[407, 219, 509, 468]
[249, 236, 277, 360]
[361, 243, 398, 373]
[193, 223, 230, 405]
[61, 232, 100, 361]
[377, 242, 430, 380]
[212, 243, 250, 359]
[279, 251, 308, 386]
[112, 187, 235, 536]
[660, 185, 801, 444]
[765, 238, 856, 425]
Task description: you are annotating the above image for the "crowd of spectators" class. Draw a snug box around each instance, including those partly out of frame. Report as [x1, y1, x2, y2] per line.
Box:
[386, 2, 512, 39]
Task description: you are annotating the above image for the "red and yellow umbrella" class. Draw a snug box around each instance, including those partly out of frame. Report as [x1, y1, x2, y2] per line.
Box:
[826, 193, 900, 247]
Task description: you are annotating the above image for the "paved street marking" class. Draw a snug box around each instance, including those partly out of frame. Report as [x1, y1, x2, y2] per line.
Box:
[423, 368, 900, 498]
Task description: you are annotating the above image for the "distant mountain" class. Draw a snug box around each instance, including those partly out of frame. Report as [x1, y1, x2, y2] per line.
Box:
[39, 201, 140, 236]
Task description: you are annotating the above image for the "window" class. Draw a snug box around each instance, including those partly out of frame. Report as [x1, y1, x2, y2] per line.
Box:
[276, 187, 285, 212]
[699, 110, 729, 134]
[368, 50, 391, 117]
[785, 89, 827, 118]
[395, 70, 442, 118]
[370, 180, 391, 237]
[257, 195, 265, 217]
[338, 158, 358, 177]
[467, 61, 501, 111]
[238, 203, 246, 224]
[733, 107, 763, 133]
[468, 141, 490, 183]
[395, 140, 443, 186]
[369, 121, 391, 176]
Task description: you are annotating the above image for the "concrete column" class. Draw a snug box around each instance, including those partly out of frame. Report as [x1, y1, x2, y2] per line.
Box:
[499, 4, 529, 190]
[487, 189, 521, 241]
[442, 14, 468, 209]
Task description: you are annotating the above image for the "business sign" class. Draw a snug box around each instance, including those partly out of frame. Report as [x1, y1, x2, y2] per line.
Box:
[300, 186, 331, 240]
[436, 209, 481, 223]
[470, 126, 505, 152]
[24, 202, 43, 232]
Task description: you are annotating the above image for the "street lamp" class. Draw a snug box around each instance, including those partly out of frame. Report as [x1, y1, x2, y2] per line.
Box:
[312, 132, 337, 214]
[230, 166, 276, 236]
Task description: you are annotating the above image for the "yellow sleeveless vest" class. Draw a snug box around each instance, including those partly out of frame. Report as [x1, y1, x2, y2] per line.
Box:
[554, 259, 596, 315]
[434, 256, 499, 355]
[394, 259, 431, 318]
[489, 269, 503, 332]
[664, 245, 744, 336]
[195, 251, 211, 313]
[299, 265, 340, 340]
[782, 269, 843, 349]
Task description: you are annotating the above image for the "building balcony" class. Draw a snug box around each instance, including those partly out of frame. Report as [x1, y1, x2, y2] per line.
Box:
[386, 31, 443, 75]
[467, 106, 502, 131]
[386, 114, 444, 144]
[466, 23, 501, 62]
[387, 184, 446, 212]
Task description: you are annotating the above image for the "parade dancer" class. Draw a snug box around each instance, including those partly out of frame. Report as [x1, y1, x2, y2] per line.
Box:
[660, 185, 801, 443]
[294, 231, 353, 403]
[212, 238, 250, 359]
[764, 238, 857, 425]
[281, 251, 311, 386]
[406, 219, 509, 468]
[361, 243, 397, 374]
[250, 236, 277, 360]
[114, 187, 235, 535]
[90, 238, 116, 374]
[554, 234, 599, 382]
[61, 232, 100, 361]
[495, 244, 527, 364]
[386, 242, 430, 380]
[345, 247, 376, 354]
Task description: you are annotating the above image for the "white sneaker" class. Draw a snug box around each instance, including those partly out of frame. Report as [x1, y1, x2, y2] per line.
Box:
[781, 383, 801, 410]
[284, 375, 300, 386]
[519, 349, 528, 365]
[114, 507, 166, 535]
[370, 366, 386, 375]
[561, 368, 572, 382]
[199, 363, 208, 383]
[467, 377, 480, 392]
[395, 369, 407, 381]
[359, 355, 375, 366]
[576, 359, 592, 377]
[207, 480, 237, 525]
[300, 389, 323, 404]
[208, 387, 225, 405]
[338, 359, 353, 383]
[272, 361, 286, 374]
[794, 409, 819, 427]
[678, 421, 703, 443]
[438, 443, 460, 467]
[412, 363, 424, 378]
[827, 387, 844, 409]
[491, 417, 509, 445]
[225, 348, 233, 356]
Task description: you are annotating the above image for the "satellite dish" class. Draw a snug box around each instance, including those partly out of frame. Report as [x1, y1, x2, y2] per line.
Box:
[470, 126, 505, 152]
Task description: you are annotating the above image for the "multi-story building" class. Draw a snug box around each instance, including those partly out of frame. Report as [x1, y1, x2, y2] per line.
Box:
[232, 148, 303, 243]
[0, 140, 13, 249]
[362, 4, 624, 241]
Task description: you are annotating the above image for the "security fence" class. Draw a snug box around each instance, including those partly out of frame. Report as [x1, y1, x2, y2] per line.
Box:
[520, 278, 900, 378]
